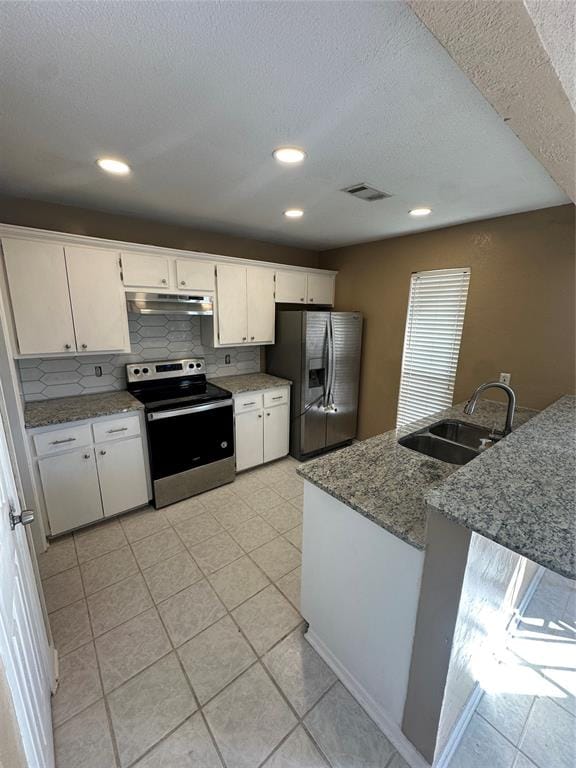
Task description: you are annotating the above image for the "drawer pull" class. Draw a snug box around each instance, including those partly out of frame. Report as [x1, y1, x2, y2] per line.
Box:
[243, 401, 256, 407]
[99, 450, 107, 456]
[50, 437, 76, 445]
[83, 453, 91, 459]
[107, 427, 128, 433]
[272, 395, 282, 400]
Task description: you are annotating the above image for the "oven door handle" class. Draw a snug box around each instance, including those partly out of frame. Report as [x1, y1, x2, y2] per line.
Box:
[147, 399, 233, 421]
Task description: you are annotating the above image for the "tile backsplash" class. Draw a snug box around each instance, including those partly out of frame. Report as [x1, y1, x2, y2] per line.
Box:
[18, 313, 260, 401]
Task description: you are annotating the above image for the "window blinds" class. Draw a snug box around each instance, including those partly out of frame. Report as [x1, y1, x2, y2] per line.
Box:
[396, 267, 471, 428]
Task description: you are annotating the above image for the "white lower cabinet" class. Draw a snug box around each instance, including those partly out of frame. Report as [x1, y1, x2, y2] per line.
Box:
[32, 413, 150, 535]
[38, 449, 103, 535]
[234, 387, 290, 472]
[96, 437, 149, 517]
[235, 409, 264, 472]
[263, 403, 289, 463]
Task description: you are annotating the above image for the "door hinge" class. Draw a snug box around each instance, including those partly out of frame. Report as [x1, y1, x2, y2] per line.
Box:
[118, 256, 123, 281]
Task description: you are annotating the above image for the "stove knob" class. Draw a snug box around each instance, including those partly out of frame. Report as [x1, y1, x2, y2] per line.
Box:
[188, 363, 195, 369]
[196, 363, 202, 368]
[142, 367, 150, 374]
[133, 368, 140, 375]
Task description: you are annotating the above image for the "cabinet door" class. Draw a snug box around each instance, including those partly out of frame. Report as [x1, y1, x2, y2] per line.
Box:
[121, 252, 171, 289]
[66, 247, 129, 352]
[39, 449, 103, 535]
[275, 270, 307, 304]
[235, 409, 263, 471]
[307, 274, 335, 306]
[176, 260, 215, 292]
[246, 267, 275, 344]
[263, 404, 289, 463]
[96, 437, 149, 517]
[2, 238, 76, 355]
[216, 264, 248, 345]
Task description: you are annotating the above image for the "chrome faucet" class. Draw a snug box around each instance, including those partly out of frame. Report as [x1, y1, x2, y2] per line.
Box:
[464, 381, 517, 437]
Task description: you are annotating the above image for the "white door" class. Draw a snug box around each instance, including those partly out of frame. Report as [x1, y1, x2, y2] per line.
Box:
[66, 247, 130, 353]
[307, 274, 335, 306]
[121, 252, 171, 289]
[2, 238, 76, 355]
[246, 268, 275, 344]
[275, 270, 307, 304]
[263, 404, 289, 463]
[0, 410, 54, 768]
[235, 409, 263, 471]
[96, 438, 149, 517]
[39, 449, 103, 535]
[216, 264, 248, 345]
[176, 260, 215, 292]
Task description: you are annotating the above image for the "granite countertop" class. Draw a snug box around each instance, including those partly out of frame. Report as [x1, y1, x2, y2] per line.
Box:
[210, 372, 292, 394]
[297, 400, 538, 551]
[427, 396, 575, 580]
[24, 391, 144, 429]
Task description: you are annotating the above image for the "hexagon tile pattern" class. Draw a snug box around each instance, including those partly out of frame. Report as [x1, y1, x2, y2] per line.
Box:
[18, 314, 261, 401]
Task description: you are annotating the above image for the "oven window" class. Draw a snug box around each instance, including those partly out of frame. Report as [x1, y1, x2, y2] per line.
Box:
[146, 403, 234, 480]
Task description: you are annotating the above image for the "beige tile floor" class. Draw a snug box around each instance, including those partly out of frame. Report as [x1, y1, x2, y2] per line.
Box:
[448, 570, 576, 768]
[39, 456, 410, 768]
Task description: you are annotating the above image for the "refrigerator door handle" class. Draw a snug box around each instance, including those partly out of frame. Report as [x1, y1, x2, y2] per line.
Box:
[324, 316, 333, 408]
[328, 314, 337, 410]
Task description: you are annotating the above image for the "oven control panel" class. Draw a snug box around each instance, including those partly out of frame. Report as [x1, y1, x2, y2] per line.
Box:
[126, 358, 206, 383]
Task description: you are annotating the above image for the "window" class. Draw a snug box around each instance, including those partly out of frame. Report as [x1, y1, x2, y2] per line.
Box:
[396, 267, 471, 427]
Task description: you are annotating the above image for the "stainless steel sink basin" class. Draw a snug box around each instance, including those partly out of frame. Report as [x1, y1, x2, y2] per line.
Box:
[428, 419, 494, 450]
[398, 418, 498, 465]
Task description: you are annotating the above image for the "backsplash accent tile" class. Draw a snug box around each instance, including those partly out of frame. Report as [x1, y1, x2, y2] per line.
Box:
[18, 314, 260, 401]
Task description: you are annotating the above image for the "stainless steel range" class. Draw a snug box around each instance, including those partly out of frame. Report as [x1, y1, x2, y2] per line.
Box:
[126, 358, 234, 508]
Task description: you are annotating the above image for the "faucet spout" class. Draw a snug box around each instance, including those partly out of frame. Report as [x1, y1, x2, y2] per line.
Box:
[464, 381, 516, 436]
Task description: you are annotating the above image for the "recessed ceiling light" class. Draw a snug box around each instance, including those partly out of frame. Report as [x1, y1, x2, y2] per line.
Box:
[97, 157, 131, 175]
[409, 207, 432, 217]
[273, 147, 306, 164]
[284, 208, 304, 219]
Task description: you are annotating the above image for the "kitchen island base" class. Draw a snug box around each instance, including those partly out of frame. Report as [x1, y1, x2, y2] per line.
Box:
[301, 481, 429, 767]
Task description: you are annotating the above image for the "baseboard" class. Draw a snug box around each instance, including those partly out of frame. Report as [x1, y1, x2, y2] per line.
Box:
[305, 629, 431, 768]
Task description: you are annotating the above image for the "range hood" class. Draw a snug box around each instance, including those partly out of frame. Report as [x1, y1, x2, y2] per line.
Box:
[126, 292, 213, 316]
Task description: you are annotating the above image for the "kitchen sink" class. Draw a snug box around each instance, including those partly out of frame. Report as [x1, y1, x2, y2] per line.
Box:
[428, 419, 494, 450]
[398, 418, 497, 465]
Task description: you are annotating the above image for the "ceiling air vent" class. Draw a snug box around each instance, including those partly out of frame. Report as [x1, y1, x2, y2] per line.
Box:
[342, 183, 391, 202]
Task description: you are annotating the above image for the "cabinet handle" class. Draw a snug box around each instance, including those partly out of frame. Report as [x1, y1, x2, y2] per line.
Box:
[310, 298, 314, 302]
[83, 453, 91, 459]
[180, 280, 186, 286]
[272, 395, 282, 400]
[50, 437, 76, 445]
[266, 412, 270, 416]
[161, 278, 167, 285]
[99, 450, 107, 456]
[107, 427, 128, 433]
[242, 336, 247, 341]
[81, 343, 87, 349]
[258, 414, 262, 419]
[64, 343, 71, 350]
[243, 401, 256, 407]
[300, 298, 304, 302]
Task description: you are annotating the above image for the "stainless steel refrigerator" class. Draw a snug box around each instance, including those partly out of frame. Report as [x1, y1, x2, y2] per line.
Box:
[266, 310, 363, 460]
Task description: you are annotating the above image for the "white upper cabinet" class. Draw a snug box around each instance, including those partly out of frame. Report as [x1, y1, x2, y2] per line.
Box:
[66, 247, 129, 353]
[121, 252, 171, 289]
[216, 264, 248, 345]
[275, 270, 307, 304]
[246, 268, 275, 343]
[175, 260, 215, 292]
[214, 264, 275, 346]
[307, 273, 335, 305]
[275, 269, 335, 306]
[2, 239, 76, 355]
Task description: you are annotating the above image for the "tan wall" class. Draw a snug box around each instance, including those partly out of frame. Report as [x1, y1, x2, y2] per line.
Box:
[320, 205, 575, 439]
[0, 195, 318, 268]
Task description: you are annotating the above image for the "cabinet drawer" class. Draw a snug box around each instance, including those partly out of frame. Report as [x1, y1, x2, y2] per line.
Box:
[92, 414, 141, 443]
[264, 388, 289, 407]
[34, 424, 92, 456]
[234, 392, 263, 413]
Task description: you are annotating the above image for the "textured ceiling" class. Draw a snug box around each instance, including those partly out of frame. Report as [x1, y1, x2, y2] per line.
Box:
[0, 1, 568, 249]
